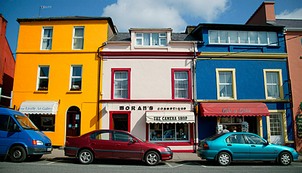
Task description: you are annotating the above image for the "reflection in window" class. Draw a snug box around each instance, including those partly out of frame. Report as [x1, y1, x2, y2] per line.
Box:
[149, 123, 189, 141]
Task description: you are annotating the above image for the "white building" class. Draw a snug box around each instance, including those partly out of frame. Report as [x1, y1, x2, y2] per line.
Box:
[99, 28, 198, 152]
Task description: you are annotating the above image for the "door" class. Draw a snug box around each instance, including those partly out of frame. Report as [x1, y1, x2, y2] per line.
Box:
[90, 130, 114, 159]
[0, 115, 19, 154]
[112, 131, 142, 159]
[225, 134, 250, 160]
[66, 106, 81, 137]
[245, 134, 276, 160]
[110, 112, 130, 132]
[269, 113, 284, 145]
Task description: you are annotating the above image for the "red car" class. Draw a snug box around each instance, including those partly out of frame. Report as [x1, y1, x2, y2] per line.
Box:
[64, 129, 173, 165]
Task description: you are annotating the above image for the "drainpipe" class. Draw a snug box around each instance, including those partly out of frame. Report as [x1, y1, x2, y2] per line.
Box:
[96, 42, 107, 130]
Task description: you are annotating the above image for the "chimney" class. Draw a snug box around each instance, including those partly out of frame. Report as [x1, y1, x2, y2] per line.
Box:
[246, 1, 276, 25]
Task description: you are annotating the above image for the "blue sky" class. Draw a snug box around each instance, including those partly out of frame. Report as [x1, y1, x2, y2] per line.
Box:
[1, 0, 302, 56]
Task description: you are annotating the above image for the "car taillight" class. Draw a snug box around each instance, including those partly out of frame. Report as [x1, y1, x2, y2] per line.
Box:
[203, 142, 209, 150]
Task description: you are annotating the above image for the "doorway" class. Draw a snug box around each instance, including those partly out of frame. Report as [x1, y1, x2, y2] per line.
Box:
[269, 113, 284, 145]
[66, 106, 81, 137]
[110, 111, 130, 132]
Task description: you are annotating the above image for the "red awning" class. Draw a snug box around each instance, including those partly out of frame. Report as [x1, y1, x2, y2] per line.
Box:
[200, 103, 269, 117]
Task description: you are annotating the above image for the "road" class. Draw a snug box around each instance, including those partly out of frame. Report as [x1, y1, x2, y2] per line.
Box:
[0, 158, 302, 173]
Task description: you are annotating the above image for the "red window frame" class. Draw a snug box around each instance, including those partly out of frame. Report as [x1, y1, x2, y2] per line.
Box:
[111, 68, 131, 100]
[171, 68, 192, 100]
[109, 111, 131, 132]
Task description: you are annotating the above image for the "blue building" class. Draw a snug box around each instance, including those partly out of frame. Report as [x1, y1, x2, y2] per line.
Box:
[191, 24, 293, 146]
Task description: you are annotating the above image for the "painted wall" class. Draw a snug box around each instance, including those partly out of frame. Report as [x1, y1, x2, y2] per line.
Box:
[13, 19, 113, 146]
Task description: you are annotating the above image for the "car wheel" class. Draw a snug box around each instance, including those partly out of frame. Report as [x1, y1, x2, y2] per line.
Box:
[9, 146, 27, 162]
[145, 151, 160, 166]
[78, 149, 94, 164]
[217, 152, 231, 166]
[278, 152, 292, 166]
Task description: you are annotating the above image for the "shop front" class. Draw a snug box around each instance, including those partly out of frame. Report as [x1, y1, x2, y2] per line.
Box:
[197, 102, 270, 140]
[101, 102, 196, 152]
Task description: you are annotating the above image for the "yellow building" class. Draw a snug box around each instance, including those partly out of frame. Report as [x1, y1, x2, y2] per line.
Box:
[13, 17, 116, 146]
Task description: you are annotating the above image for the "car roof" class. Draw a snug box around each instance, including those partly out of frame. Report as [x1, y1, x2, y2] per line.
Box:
[0, 107, 24, 116]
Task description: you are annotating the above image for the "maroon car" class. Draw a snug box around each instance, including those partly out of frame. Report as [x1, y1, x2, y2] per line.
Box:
[64, 129, 173, 165]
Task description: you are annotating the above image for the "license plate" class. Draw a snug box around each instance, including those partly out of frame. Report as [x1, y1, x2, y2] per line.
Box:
[47, 148, 52, 152]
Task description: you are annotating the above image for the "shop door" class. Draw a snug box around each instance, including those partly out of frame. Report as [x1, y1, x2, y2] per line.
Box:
[66, 106, 81, 136]
[110, 112, 130, 132]
[269, 113, 284, 145]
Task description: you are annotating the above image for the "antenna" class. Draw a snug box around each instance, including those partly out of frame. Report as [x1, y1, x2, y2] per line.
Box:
[39, 5, 52, 17]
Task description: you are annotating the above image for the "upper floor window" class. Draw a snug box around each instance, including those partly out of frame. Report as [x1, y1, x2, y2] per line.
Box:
[216, 69, 236, 100]
[41, 27, 53, 50]
[172, 69, 191, 99]
[73, 26, 84, 50]
[37, 66, 49, 91]
[135, 33, 167, 46]
[70, 65, 82, 91]
[111, 69, 131, 99]
[264, 69, 282, 99]
[209, 30, 278, 46]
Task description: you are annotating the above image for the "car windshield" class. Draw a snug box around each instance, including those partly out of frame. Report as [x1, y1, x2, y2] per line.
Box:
[14, 114, 39, 130]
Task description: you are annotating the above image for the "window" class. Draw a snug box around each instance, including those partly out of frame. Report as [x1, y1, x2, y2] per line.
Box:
[209, 30, 278, 46]
[91, 131, 111, 140]
[216, 69, 236, 99]
[135, 32, 167, 46]
[114, 132, 132, 142]
[226, 134, 245, 144]
[41, 27, 53, 50]
[149, 123, 189, 142]
[112, 69, 130, 99]
[37, 66, 49, 91]
[264, 69, 282, 99]
[172, 69, 191, 99]
[0, 115, 9, 131]
[29, 114, 55, 131]
[70, 65, 82, 91]
[73, 27, 84, 49]
[270, 113, 282, 136]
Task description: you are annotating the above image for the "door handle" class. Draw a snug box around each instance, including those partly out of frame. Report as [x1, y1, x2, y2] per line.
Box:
[227, 144, 232, 146]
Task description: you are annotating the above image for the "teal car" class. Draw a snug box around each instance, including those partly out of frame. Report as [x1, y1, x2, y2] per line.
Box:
[197, 132, 299, 166]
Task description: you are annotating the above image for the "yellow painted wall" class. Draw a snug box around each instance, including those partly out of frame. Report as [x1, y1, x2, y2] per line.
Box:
[13, 19, 112, 146]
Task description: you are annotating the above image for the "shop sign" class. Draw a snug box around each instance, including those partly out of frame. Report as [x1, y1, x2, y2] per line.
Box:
[222, 108, 251, 114]
[153, 116, 188, 122]
[118, 105, 187, 111]
[296, 114, 302, 138]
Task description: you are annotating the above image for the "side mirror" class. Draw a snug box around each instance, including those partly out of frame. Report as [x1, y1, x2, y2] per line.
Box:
[264, 140, 269, 145]
[129, 138, 136, 144]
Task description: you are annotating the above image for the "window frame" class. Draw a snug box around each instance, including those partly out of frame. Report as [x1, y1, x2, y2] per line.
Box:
[72, 26, 84, 50]
[171, 68, 191, 100]
[111, 68, 131, 100]
[69, 65, 83, 91]
[40, 27, 53, 50]
[135, 32, 167, 46]
[216, 68, 237, 100]
[37, 65, 50, 91]
[263, 69, 283, 99]
[208, 30, 278, 46]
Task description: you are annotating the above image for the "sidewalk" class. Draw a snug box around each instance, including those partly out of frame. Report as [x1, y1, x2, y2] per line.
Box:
[43, 148, 302, 162]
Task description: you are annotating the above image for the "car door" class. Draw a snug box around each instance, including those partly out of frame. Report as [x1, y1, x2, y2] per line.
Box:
[244, 134, 277, 160]
[225, 134, 250, 160]
[0, 115, 20, 155]
[112, 131, 142, 160]
[90, 130, 115, 159]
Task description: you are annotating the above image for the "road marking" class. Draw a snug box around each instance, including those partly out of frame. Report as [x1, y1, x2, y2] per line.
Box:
[46, 162, 55, 165]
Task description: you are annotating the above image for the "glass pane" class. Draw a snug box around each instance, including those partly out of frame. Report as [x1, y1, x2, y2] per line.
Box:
[220, 31, 228, 43]
[259, 32, 267, 44]
[268, 32, 278, 45]
[219, 71, 233, 98]
[152, 33, 159, 45]
[174, 71, 188, 98]
[249, 31, 258, 44]
[74, 28, 84, 37]
[176, 124, 188, 140]
[229, 31, 238, 43]
[42, 39, 52, 50]
[114, 71, 128, 99]
[73, 38, 83, 49]
[136, 38, 142, 45]
[43, 28, 52, 37]
[72, 66, 82, 76]
[150, 124, 162, 141]
[209, 30, 218, 43]
[143, 33, 150, 46]
[163, 124, 175, 141]
[239, 31, 248, 44]
[40, 67, 49, 77]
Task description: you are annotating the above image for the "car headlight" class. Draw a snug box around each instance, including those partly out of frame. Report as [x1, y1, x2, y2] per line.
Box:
[165, 147, 171, 152]
[32, 140, 44, 146]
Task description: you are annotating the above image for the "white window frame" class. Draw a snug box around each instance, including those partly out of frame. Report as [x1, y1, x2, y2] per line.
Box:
[266, 110, 289, 144]
[263, 69, 283, 99]
[72, 26, 84, 50]
[135, 32, 167, 46]
[216, 68, 237, 100]
[69, 65, 82, 91]
[209, 30, 278, 46]
[36, 65, 49, 91]
[40, 27, 53, 50]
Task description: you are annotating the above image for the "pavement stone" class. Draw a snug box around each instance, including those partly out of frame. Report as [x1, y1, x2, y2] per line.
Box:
[43, 148, 302, 162]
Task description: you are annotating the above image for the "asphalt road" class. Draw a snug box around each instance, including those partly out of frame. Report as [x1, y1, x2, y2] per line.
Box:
[1, 157, 302, 173]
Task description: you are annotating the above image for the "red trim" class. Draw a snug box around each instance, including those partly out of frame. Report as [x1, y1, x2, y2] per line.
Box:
[100, 51, 195, 57]
[199, 102, 270, 117]
[111, 68, 131, 100]
[109, 111, 131, 132]
[171, 69, 192, 100]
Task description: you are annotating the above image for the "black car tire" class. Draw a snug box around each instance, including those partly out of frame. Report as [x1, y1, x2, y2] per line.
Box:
[145, 151, 160, 166]
[217, 152, 231, 166]
[78, 149, 94, 164]
[9, 146, 27, 162]
[278, 151, 292, 166]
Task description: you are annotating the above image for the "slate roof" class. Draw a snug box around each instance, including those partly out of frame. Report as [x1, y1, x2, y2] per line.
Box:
[274, 19, 302, 30]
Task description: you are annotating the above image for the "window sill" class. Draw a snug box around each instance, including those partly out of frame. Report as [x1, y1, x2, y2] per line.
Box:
[34, 91, 48, 94]
[66, 91, 82, 94]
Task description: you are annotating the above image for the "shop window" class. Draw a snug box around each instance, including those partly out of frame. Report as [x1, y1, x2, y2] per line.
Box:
[264, 69, 283, 99]
[29, 114, 55, 131]
[216, 68, 236, 100]
[37, 66, 49, 91]
[111, 68, 131, 99]
[149, 123, 189, 142]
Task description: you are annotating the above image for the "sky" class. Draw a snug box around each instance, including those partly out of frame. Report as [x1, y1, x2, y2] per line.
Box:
[1, 0, 302, 57]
